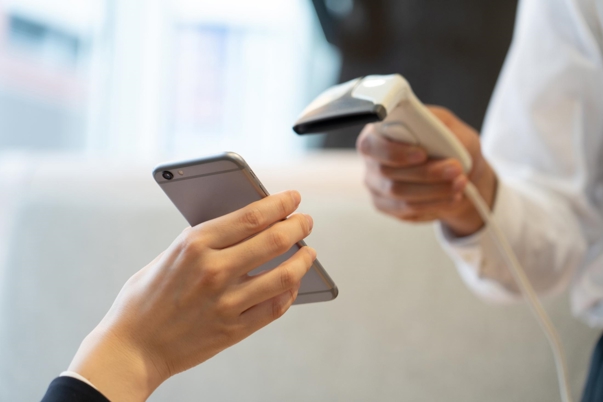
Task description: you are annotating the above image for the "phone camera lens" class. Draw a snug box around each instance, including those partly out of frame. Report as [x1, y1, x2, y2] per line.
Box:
[162, 171, 174, 180]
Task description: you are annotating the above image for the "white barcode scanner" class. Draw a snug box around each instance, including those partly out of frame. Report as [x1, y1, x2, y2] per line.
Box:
[294, 74, 472, 171]
[293, 74, 573, 402]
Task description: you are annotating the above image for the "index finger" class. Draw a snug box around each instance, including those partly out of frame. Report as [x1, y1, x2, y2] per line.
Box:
[195, 190, 302, 249]
[357, 124, 428, 168]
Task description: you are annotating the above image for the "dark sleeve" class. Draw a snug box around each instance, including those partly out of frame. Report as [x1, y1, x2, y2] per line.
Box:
[41, 377, 110, 402]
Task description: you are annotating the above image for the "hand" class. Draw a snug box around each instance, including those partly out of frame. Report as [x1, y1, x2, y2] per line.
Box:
[357, 105, 498, 237]
[68, 191, 316, 402]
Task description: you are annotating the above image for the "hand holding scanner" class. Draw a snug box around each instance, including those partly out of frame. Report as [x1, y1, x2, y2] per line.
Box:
[293, 74, 472, 172]
[293, 74, 573, 402]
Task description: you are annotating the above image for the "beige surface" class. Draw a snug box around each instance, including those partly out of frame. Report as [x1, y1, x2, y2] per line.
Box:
[0, 151, 599, 402]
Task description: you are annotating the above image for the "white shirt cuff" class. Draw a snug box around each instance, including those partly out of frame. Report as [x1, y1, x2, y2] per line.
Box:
[435, 179, 523, 303]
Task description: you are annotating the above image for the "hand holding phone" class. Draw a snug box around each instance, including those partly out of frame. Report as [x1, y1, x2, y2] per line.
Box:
[67, 190, 317, 402]
[154, 152, 338, 304]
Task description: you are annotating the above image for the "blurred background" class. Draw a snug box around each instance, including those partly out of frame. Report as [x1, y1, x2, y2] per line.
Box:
[0, 0, 339, 163]
[0, 0, 517, 162]
[6, 2, 596, 402]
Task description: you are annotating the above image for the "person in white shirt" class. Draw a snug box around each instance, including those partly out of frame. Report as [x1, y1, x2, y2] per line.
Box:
[356, 0, 603, 400]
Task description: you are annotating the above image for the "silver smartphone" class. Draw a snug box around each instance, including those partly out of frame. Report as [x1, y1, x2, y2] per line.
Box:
[153, 152, 338, 304]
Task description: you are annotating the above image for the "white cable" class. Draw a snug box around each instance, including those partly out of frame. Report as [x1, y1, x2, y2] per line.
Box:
[463, 182, 573, 402]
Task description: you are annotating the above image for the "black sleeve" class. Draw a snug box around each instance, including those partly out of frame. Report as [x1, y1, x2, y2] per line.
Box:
[41, 377, 110, 402]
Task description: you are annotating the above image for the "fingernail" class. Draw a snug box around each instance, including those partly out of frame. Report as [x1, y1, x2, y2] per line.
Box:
[290, 191, 301, 206]
[304, 214, 314, 231]
[406, 150, 426, 163]
[442, 164, 462, 180]
[305, 247, 317, 260]
[453, 192, 463, 203]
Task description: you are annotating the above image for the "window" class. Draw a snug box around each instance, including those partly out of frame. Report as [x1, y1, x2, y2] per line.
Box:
[88, 0, 340, 162]
[0, 0, 103, 151]
[0, 0, 339, 162]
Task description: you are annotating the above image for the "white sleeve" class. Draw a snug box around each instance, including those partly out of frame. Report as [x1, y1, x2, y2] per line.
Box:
[437, 0, 603, 302]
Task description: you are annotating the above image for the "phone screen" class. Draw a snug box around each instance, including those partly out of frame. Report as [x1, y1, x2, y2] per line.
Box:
[154, 154, 337, 304]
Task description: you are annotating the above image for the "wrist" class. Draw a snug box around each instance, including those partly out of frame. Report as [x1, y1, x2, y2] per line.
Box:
[443, 160, 498, 237]
[68, 325, 165, 402]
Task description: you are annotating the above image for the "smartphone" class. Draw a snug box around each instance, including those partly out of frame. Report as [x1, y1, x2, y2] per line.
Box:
[153, 152, 338, 304]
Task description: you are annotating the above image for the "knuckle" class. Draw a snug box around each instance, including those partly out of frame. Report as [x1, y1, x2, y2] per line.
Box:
[271, 293, 292, 320]
[179, 227, 195, 244]
[279, 266, 296, 290]
[302, 249, 315, 267]
[269, 230, 291, 253]
[179, 232, 206, 258]
[241, 208, 264, 230]
[276, 195, 292, 217]
[297, 215, 310, 235]
[216, 297, 238, 315]
[197, 265, 223, 290]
